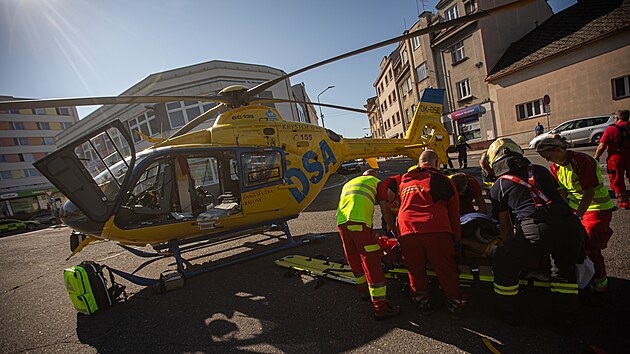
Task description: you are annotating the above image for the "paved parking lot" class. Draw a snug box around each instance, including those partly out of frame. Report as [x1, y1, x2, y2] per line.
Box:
[0, 153, 628, 353]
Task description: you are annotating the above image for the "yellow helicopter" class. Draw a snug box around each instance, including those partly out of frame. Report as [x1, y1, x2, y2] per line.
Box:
[0, 0, 532, 283]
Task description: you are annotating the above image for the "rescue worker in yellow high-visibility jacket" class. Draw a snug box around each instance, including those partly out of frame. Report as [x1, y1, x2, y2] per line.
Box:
[537, 136, 615, 302]
[337, 169, 400, 321]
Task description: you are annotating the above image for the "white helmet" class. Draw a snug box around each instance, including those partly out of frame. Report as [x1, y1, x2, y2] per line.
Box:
[486, 138, 524, 168]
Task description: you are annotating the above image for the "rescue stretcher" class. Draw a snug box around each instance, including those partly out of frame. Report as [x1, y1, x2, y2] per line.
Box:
[275, 255, 552, 290]
[276, 213, 554, 291]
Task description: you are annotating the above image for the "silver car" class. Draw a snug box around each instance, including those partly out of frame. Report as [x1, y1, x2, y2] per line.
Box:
[529, 114, 614, 149]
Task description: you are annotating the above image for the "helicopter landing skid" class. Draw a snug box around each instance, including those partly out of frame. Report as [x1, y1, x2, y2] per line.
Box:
[168, 221, 324, 279]
[109, 218, 324, 289]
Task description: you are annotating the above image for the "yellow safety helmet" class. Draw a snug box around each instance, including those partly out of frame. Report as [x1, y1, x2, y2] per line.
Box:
[487, 138, 524, 167]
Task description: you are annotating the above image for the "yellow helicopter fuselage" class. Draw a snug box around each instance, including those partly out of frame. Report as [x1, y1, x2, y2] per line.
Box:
[95, 95, 448, 246]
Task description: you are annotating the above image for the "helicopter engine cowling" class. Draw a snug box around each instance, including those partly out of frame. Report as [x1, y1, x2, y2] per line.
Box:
[60, 200, 105, 236]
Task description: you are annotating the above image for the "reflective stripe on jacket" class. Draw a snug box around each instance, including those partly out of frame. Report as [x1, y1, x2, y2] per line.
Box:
[337, 175, 380, 227]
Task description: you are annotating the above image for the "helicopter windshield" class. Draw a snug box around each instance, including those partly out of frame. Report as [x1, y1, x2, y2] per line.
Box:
[72, 127, 139, 203]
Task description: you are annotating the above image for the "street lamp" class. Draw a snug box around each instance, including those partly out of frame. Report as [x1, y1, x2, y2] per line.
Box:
[317, 85, 335, 128]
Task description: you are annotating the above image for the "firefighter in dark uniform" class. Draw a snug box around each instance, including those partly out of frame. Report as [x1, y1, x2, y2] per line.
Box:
[486, 138, 585, 328]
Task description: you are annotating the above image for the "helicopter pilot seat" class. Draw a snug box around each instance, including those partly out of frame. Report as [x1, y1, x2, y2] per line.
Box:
[121, 168, 175, 226]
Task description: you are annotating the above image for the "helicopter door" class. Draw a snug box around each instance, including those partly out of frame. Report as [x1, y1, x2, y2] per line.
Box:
[33, 121, 135, 223]
[239, 148, 288, 212]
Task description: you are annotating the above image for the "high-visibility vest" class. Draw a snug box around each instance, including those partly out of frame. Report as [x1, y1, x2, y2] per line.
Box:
[556, 158, 614, 211]
[337, 175, 380, 227]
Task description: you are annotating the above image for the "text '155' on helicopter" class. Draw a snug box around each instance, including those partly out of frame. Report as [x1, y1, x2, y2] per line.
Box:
[0, 0, 534, 285]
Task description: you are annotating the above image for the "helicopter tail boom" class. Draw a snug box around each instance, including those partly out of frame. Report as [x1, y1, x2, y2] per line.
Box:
[344, 88, 449, 165]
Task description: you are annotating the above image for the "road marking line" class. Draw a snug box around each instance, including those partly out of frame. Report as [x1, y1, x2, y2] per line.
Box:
[323, 175, 348, 190]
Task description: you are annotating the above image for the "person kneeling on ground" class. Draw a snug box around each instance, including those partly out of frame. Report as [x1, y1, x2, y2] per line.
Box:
[486, 138, 585, 328]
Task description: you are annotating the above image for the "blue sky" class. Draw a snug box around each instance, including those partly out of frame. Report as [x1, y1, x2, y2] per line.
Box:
[1, 0, 576, 137]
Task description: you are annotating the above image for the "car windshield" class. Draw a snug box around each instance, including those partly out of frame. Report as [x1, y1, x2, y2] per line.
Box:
[554, 121, 576, 132]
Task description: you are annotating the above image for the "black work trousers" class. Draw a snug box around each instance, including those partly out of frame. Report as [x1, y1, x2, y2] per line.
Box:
[493, 213, 584, 313]
[458, 152, 468, 168]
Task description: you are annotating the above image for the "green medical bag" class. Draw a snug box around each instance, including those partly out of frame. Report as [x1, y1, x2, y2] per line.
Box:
[63, 262, 123, 315]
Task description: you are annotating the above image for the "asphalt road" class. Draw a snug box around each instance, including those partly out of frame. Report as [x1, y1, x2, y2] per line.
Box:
[1, 147, 628, 353]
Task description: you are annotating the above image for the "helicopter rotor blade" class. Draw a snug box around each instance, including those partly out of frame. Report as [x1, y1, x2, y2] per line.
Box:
[169, 103, 227, 139]
[250, 98, 368, 114]
[0, 95, 231, 110]
[239, 0, 535, 102]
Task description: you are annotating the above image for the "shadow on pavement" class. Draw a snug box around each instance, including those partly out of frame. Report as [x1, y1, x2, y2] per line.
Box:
[74, 233, 629, 353]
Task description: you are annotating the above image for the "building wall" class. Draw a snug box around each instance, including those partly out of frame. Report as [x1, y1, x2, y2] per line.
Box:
[366, 97, 383, 138]
[479, 0, 553, 73]
[431, 0, 552, 148]
[400, 12, 438, 132]
[375, 55, 404, 138]
[489, 33, 630, 145]
[56, 61, 300, 149]
[0, 99, 79, 216]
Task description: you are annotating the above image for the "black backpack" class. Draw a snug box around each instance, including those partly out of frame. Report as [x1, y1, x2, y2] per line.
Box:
[610, 124, 630, 150]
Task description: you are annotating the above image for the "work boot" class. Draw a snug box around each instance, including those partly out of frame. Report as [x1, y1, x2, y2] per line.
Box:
[418, 299, 432, 316]
[446, 297, 466, 318]
[374, 304, 401, 321]
[620, 201, 629, 210]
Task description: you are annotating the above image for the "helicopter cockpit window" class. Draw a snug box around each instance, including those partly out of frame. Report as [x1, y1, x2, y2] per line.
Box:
[73, 127, 133, 202]
[241, 151, 283, 188]
[115, 155, 175, 227]
[186, 156, 221, 213]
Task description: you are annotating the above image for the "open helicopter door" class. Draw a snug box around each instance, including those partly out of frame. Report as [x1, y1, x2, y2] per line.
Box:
[33, 121, 135, 223]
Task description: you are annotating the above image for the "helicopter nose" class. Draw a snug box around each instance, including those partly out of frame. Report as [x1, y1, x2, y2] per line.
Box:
[60, 200, 105, 235]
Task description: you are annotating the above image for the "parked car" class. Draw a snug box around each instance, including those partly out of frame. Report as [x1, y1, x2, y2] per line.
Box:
[30, 212, 59, 225]
[0, 219, 40, 233]
[337, 160, 362, 174]
[529, 114, 614, 149]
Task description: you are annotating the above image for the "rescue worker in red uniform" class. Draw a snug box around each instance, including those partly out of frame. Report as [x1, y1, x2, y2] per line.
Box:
[450, 172, 487, 215]
[594, 109, 630, 209]
[337, 170, 400, 320]
[379, 174, 401, 235]
[486, 138, 584, 328]
[537, 136, 614, 300]
[397, 150, 466, 316]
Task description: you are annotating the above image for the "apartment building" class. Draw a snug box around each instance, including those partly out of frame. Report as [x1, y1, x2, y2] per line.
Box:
[432, 0, 552, 149]
[367, 0, 552, 146]
[0, 98, 79, 217]
[398, 12, 440, 131]
[487, 0, 630, 145]
[365, 96, 384, 138]
[374, 49, 404, 139]
[56, 60, 309, 150]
